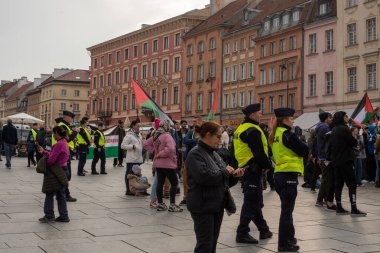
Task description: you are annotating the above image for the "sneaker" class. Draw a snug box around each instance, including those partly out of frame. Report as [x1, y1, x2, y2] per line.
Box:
[336, 207, 349, 215]
[168, 204, 183, 212]
[117, 164, 124, 167]
[157, 203, 168, 211]
[351, 209, 367, 217]
[66, 196, 77, 202]
[315, 201, 324, 207]
[325, 204, 337, 212]
[39, 216, 55, 223]
[150, 200, 158, 209]
[179, 199, 187, 206]
[55, 216, 70, 222]
[361, 179, 369, 184]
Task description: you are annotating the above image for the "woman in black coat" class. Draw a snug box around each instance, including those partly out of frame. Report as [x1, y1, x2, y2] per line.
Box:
[186, 122, 238, 253]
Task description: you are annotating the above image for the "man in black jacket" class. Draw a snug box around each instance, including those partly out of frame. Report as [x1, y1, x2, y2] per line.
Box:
[2, 119, 18, 169]
[113, 120, 126, 167]
[330, 111, 366, 216]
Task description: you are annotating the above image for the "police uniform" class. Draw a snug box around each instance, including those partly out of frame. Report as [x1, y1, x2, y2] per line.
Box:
[91, 128, 107, 174]
[76, 124, 91, 176]
[52, 110, 77, 202]
[235, 103, 273, 244]
[27, 128, 38, 166]
[271, 108, 309, 252]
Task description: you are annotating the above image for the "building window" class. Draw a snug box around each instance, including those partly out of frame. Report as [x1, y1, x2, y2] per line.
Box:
[347, 23, 357, 46]
[209, 38, 216, 49]
[108, 53, 112, 65]
[163, 59, 169, 75]
[260, 98, 265, 113]
[162, 88, 167, 105]
[197, 64, 204, 81]
[367, 63, 377, 89]
[132, 67, 138, 80]
[233, 40, 238, 52]
[187, 44, 193, 56]
[325, 71, 334, 95]
[131, 94, 136, 109]
[290, 63, 296, 80]
[175, 33, 181, 47]
[293, 11, 299, 22]
[280, 65, 286, 81]
[269, 96, 274, 113]
[309, 33, 317, 54]
[280, 39, 286, 52]
[223, 67, 230, 83]
[116, 51, 120, 63]
[196, 93, 203, 111]
[173, 87, 179, 105]
[115, 71, 120, 84]
[100, 75, 104, 87]
[283, 14, 289, 25]
[224, 94, 229, 109]
[325, 30, 334, 51]
[279, 95, 284, 107]
[60, 103, 66, 110]
[99, 99, 103, 111]
[309, 74, 316, 96]
[114, 96, 119, 111]
[124, 48, 129, 60]
[239, 92, 244, 107]
[249, 35, 255, 48]
[124, 69, 129, 83]
[186, 94, 192, 112]
[240, 38, 246, 50]
[289, 94, 295, 109]
[347, 67, 357, 92]
[264, 21, 270, 31]
[261, 44, 267, 57]
[153, 40, 158, 52]
[100, 56, 104, 67]
[225, 43, 230, 54]
[240, 63, 246, 80]
[142, 65, 147, 79]
[270, 41, 276, 55]
[174, 56, 180, 73]
[347, 0, 357, 8]
[151, 90, 156, 102]
[152, 62, 157, 77]
[209, 61, 216, 78]
[231, 65, 237, 82]
[163, 36, 169, 49]
[273, 17, 280, 28]
[106, 98, 110, 111]
[290, 36, 296, 50]
[133, 45, 138, 58]
[319, 3, 328, 15]
[249, 62, 255, 79]
[123, 95, 127, 111]
[61, 89, 67, 96]
[367, 18, 377, 42]
[269, 67, 276, 84]
[93, 58, 98, 68]
[231, 93, 236, 108]
[107, 73, 112, 86]
[186, 67, 193, 83]
[74, 90, 80, 97]
[93, 77, 97, 89]
[198, 41, 205, 53]
[260, 69, 266, 85]
[143, 42, 148, 55]
[248, 90, 253, 104]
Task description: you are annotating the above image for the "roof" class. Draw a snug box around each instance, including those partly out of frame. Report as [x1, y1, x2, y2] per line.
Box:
[6, 82, 34, 101]
[305, 0, 337, 25]
[184, 0, 249, 38]
[0, 81, 17, 96]
[41, 69, 90, 86]
[25, 87, 41, 96]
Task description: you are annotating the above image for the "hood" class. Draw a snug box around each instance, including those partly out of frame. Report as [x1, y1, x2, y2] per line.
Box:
[368, 125, 376, 134]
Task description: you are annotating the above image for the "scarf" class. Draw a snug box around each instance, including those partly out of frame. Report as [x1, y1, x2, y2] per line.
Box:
[154, 120, 170, 141]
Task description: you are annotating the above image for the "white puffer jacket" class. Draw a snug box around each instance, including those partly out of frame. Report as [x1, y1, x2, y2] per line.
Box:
[121, 130, 143, 163]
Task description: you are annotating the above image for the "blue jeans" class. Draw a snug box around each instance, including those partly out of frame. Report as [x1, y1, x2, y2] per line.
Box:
[136, 176, 148, 193]
[354, 158, 364, 185]
[43, 168, 69, 219]
[150, 175, 158, 201]
[4, 143, 14, 167]
[125, 163, 141, 193]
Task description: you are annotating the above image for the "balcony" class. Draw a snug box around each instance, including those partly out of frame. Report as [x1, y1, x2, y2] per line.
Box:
[97, 110, 112, 119]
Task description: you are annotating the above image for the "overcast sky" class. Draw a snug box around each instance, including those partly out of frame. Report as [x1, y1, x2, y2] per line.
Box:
[0, 0, 209, 81]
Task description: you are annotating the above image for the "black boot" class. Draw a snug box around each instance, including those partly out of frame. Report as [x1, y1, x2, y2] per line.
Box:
[236, 234, 258, 244]
[278, 244, 300, 252]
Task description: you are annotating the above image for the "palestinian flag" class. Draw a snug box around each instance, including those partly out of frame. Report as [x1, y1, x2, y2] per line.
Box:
[207, 79, 220, 121]
[319, 108, 326, 114]
[87, 126, 120, 159]
[351, 93, 375, 125]
[131, 79, 173, 125]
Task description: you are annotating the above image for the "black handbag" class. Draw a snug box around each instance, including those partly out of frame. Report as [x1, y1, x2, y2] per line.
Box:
[224, 187, 236, 216]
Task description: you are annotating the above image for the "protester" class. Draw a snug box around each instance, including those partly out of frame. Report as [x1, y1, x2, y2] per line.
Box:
[127, 165, 150, 196]
[366, 125, 378, 183]
[2, 119, 18, 169]
[354, 126, 366, 187]
[269, 108, 309, 252]
[113, 120, 126, 167]
[91, 123, 107, 175]
[186, 121, 238, 253]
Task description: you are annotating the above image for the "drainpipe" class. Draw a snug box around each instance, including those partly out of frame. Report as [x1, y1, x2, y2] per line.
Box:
[220, 36, 224, 125]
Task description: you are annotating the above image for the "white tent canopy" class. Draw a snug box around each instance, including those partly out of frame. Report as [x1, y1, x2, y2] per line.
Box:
[1, 112, 44, 124]
[294, 109, 355, 130]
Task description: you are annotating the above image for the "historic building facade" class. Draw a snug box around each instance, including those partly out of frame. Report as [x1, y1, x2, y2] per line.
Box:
[26, 87, 41, 120]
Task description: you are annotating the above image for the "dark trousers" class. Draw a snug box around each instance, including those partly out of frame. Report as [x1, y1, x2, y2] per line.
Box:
[310, 161, 321, 190]
[27, 151, 36, 166]
[156, 168, 178, 204]
[334, 161, 357, 207]
[125, 163, 141, 192]
[91, 148, 106, 173]
[113, 147, 124, 166]
[191, 211, 224, 253]
[77, 151, 87, 175]
[366, 154, 377, 181]
[65, 157, 72, 198]
[274, 172, 298, 248]
[44, 169, 69, 219]
[317, 162, 335, 203]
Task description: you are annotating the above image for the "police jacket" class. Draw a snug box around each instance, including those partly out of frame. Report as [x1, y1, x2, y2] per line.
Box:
[185, 141, 238, 214]
[93, 130, 105, 149]
[275, 125, 309, 159]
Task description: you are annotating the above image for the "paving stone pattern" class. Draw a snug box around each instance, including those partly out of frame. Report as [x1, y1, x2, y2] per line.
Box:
[1, 157, 380, 252]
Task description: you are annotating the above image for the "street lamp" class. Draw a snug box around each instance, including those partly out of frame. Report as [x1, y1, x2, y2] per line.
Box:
[280, 61, 289, 108]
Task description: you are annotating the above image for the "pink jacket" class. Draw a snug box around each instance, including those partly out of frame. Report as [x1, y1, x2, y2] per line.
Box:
[143, 132, 177, 169]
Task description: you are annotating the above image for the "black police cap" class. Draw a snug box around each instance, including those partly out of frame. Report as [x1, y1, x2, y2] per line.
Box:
[63, 110, 75, 118]
[274, 108, 295, 118]
[242, 103, 261, 116]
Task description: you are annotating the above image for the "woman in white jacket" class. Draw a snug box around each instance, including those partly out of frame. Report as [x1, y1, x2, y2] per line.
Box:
[121, 120, 143, 195]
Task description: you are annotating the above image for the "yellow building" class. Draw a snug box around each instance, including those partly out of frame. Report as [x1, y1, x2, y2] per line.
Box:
[26, 87, 41, 119]
[39, 69, 90, 127]
[336, 0, 380, 109]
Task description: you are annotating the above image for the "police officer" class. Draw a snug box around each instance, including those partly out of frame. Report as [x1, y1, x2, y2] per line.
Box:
[234, 103, 273, 244]
[269, 108, 308, 252]
[91, 122, 107, 175]
[27, 123, 38, 167]
[76, 119, 92, 176]
[52, 110, 78, 202]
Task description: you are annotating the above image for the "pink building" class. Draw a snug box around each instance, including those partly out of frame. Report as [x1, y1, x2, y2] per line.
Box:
[303, 0, 337, 113]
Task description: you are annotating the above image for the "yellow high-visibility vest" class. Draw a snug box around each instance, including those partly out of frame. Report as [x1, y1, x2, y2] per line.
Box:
[52, 122, 75, 151]
[77, 127, 91, 145]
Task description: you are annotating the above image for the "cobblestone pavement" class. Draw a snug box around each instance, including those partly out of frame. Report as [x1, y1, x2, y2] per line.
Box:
[0, 157, 380, 253]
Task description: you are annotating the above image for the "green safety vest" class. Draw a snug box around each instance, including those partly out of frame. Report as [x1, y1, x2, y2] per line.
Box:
[52, 122, 75, 151]
[77, 127, 91, 145]
[233, 122, 269, 168]
[31, 129, 37, 142]
[271, 126, 304, 174]
[95, 130, 105, 147]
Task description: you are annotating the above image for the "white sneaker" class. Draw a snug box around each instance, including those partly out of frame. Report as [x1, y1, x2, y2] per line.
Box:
[361, 180, 369, 184]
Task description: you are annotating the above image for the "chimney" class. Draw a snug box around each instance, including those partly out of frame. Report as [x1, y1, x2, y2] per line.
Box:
[141, 24, 151, 29]
[210, 0, 236, 15]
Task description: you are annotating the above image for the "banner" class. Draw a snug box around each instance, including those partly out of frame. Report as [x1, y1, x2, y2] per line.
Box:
[86, 126, 121, 159]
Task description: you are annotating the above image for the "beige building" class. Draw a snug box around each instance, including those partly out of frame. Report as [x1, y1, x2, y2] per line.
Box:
[26, 87, 41, 119]
[336, 0, 380, 110]
[5, 82, 34, 116]
[39, 69, 90, 127]
[0, 81, 16, 118]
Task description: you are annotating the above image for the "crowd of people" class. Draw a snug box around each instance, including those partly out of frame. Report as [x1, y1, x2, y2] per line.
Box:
[1, 104, 379, 253]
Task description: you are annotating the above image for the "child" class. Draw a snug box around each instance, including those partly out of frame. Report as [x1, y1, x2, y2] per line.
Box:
[127, 165, 150, 196]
